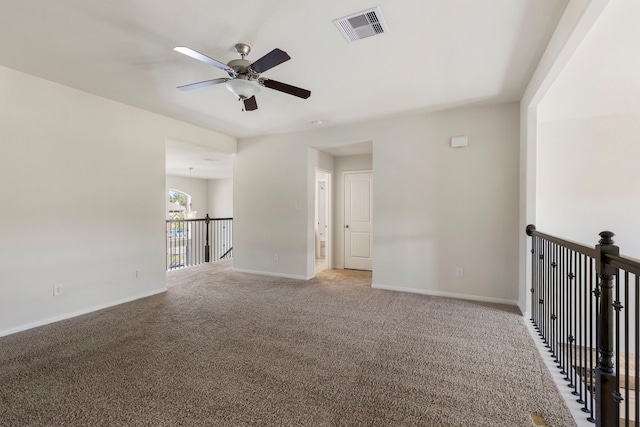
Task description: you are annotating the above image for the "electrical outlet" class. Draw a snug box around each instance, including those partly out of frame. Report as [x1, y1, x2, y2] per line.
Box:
[53, 285, 64, 296]
[274, 253, 279, 262]
[456, 268, 464, 278]
[133, 269, 140, 279]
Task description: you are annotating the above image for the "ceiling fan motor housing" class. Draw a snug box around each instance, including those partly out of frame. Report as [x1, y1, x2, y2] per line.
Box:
[227, 59, 254, 78]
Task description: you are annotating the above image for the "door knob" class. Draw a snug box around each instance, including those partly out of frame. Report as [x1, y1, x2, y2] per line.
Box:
[345, 225, 349, 228]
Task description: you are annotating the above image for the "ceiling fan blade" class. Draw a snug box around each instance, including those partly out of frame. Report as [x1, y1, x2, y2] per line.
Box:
[243, 96, 258, 111]
[177, 78, 229, 91]
[174, 46, 234, 74]
[261, 79, 311, 99]
[249, 48, 291, 74]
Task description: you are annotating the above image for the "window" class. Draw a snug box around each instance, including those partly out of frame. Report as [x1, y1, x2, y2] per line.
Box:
[168, 189, 190, 220]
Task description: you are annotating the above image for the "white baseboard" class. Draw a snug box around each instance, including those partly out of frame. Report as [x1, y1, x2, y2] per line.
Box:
[371, 283, 518, 306]
[0, 288, 166, 338]
[232, 268, 312, 281]
[526, 322, 594, 427]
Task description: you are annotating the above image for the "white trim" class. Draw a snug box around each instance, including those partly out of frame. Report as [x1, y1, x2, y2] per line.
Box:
[372, 283, 518, 306]
[526, 321, 594, 427]
[0, 288, 166, 338]
[232, 268, 312, 281]
[315, 167, 332, 273]
[519, 301, 529, 317]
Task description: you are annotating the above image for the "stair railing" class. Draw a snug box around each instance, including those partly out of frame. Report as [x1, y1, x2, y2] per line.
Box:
[166, 215, 232, 270]
[527, 225, 640, 426]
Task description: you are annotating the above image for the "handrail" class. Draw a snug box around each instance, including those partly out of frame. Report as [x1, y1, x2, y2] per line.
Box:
[605, 253, 640, 277]
[219, 247, 233, 261]
[526, 224, 596, 257]
[166, 217, 233, 223]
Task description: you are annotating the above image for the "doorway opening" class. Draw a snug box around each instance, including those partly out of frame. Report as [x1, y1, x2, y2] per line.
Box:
[315, 170, 331, 273]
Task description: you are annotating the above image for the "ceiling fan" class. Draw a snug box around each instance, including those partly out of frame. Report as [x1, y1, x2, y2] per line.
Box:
[174, 43, 311, 111]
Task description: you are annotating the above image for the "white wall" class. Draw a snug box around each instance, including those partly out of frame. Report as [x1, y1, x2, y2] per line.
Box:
[0, 66, 236, 336]
[536, 0, 640, 258]
[234, 103, 520, 303]
[234, 138, 310, 278]
[208, 178, 233, 219]
[166, 175, 209, 217]
[372, 104, 520, 303]
[332, 154, 373, 269]
[537, 113, 640, 257]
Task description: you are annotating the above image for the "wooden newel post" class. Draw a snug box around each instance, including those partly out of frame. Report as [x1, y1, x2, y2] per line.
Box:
[595, 231, 620, 427]
[204, 214, 211, 263]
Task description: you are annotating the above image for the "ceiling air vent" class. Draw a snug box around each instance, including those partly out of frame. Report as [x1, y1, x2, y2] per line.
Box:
[334, 6, 389, 43]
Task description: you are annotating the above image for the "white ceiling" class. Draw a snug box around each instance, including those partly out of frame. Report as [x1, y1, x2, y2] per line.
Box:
[0, 0, 568, 178]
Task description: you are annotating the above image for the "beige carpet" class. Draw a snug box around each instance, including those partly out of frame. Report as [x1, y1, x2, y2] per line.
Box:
[0, 261, 575, 426]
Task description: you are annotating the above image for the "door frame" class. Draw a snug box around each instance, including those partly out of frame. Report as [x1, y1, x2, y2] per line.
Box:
[315, 168, 332, 273]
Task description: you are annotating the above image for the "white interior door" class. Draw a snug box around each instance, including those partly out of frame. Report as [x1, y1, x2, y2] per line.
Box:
[344, 171, 372, 271]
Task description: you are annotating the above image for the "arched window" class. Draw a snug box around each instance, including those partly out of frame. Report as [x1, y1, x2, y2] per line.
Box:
[168, 189, 191, 220]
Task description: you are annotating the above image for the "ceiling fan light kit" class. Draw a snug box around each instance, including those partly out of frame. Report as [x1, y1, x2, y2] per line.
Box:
[174, 42, 310, 111]
[225, 78, 260, 99]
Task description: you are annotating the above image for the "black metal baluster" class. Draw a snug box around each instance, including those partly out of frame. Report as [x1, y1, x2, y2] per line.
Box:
[624, 271, 629, 426]
[567, 247, 572, 381]
[564, 247, 570, 379]
[204, 215, 210, 262]
[574, 250, 579, 393]
[551, 245, 561, 363]
[549, 243, 558, 362]
[592, 256, 601, 424]
[568, 250, 575, 388]
[627, 276, 640, 424]
[588, 256, 597, 423]
[532, 235, 537, 326]
[544, 240, 554, 352]
[532, 235, 536, 325]
[576, 253, 585, 404]
[615, 268, 623, 425]
[559, 246, 566, 374]
[540, 238, 547, 343]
